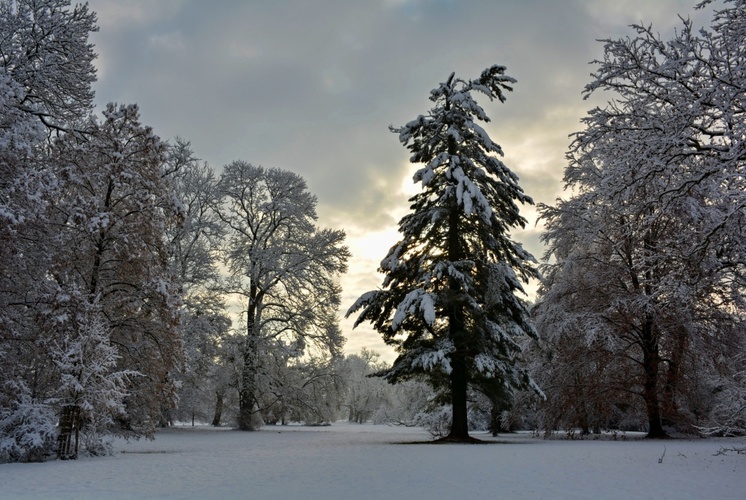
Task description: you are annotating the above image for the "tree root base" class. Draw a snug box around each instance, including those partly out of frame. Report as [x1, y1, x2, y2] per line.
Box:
[432, 435, 485, 444]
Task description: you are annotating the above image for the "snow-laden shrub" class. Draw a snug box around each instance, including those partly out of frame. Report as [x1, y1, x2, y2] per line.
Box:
[79, 428, 115, 456]
[698, 380, 746, 437]
[372, 378, 433, 426]
[0, 398, 58, 463]
[413, 405, 452, 438]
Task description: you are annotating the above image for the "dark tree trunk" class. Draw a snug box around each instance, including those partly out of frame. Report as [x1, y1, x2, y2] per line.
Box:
[630, 234, 666, 439]
[238, 331, 259, 430]
[485, 381, 511, 436]
[238, 293, 260, 431]
[662, 327, 687, 428]
[641, 319, 666, 439]
[447, 354, 470, 441]
[211, 390, 223, 427]
[489, 401, 500, 437]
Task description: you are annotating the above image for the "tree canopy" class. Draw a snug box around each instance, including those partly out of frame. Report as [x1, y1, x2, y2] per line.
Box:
[535, 0, 746, 438]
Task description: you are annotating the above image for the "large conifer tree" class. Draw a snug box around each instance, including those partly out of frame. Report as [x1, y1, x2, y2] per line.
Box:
[347, 65, 540, 441]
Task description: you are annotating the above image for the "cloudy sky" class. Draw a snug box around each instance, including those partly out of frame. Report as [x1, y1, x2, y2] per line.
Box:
[85, 0, 712, 361]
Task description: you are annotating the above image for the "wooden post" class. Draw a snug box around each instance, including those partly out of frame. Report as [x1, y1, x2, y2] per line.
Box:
[57, 405, 81, 459]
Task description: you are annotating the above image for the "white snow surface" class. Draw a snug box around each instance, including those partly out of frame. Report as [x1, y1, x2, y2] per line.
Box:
[1, 422, 744, 499]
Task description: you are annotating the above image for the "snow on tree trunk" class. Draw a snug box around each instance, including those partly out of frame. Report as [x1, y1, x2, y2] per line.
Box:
[238, 306, 260, 431]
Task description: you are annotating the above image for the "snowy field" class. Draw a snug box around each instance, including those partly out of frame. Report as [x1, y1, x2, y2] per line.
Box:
[1, 423, 745, 499]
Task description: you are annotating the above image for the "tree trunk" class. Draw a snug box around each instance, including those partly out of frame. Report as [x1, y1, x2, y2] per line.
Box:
[489, 402, 500, 437]
[641, 319, 666, 438]
[447, 354, 471, 441]
[486, 382, 510, 436]
[211, 390, 224, 426]
[238, 335, 258, 430]
[238, 294, 260, 431]
[662, 327, 687, 428]
[440, 126, 476, 443]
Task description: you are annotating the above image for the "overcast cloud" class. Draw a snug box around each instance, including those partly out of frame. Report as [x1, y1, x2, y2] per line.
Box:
[85, 0, 712, 360]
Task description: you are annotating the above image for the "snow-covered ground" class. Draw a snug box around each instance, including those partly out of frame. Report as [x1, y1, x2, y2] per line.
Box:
[1, 422, 744, 499]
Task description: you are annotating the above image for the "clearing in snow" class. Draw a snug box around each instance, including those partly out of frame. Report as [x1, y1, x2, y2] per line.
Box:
[1, 422, 744, 499]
